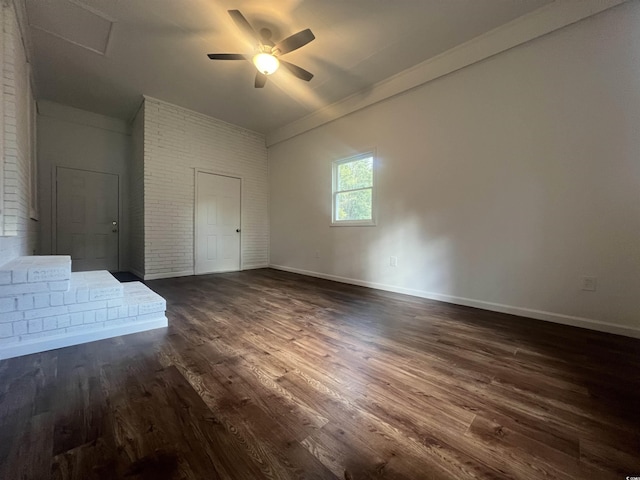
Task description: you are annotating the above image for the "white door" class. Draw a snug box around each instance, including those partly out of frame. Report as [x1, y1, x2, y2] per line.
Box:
[195, 172, 241, 274]
[56, 167, 119, 272]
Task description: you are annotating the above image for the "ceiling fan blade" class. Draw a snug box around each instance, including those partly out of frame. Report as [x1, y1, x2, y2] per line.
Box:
[228, 9, 261, 44]
[255, 72, 267, 88]
[274, 28, 315, 55]
[279, 60, 314, 82]
[207, 53, 246, 60]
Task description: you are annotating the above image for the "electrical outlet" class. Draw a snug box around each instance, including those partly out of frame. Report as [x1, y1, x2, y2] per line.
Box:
[390, 256, 398, 267]
[582, 276, 597, 292]
[315, 251, 320, 259]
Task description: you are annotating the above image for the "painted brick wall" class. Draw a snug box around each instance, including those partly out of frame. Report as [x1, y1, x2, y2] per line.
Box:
[0, 256, 167, 359]
[142, 97, 268, 279]
[0, 3, 37, 263]
[129, 103, 145, 277]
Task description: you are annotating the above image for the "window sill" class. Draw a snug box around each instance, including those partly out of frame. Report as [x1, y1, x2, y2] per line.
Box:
[330, 220, 377, 227]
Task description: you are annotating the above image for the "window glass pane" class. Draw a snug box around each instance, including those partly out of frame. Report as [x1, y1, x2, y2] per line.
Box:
[336, 188, 372, 221]
[337, 157, 373, 191]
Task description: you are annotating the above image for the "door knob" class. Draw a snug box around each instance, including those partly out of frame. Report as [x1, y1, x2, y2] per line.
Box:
[112, 220, 118, 233]
[236, 228, 241, 233]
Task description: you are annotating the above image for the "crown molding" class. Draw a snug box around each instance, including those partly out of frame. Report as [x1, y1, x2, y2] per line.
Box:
[266, 0, 628, 147]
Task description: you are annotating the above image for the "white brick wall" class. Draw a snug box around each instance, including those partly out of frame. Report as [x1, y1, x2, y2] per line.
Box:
[0, 256, 168, 359]
[0, 3, 37, 263]
[0, 3, 3, 239]
[130, 103, 145, 277]
[141, 97, 268, 279]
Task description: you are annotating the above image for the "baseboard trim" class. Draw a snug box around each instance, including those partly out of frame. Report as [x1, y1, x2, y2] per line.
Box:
[242, 263, 269, 271]
[144, 270, 194, 281]
[0, 317, 169, 360]
[269, 264, 640, 339]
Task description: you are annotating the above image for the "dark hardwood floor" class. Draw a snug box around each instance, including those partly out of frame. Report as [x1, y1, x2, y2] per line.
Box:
[1, 268, 639, 479]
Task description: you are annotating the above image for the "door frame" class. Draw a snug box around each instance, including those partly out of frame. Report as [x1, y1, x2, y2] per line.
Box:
[194, 169, 243, 274]
[53, 165, 120, 270]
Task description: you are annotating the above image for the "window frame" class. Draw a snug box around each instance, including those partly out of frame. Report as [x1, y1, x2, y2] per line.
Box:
[331, 151, 377, 227]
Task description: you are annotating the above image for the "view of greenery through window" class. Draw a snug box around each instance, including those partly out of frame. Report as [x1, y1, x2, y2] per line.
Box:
[335, 156, 373, 221]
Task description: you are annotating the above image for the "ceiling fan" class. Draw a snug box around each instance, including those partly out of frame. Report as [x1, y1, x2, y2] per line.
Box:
[207, 9, 315, 88]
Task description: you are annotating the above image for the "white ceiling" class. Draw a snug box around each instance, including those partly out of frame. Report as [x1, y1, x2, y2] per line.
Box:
[25, 0, 553, 134]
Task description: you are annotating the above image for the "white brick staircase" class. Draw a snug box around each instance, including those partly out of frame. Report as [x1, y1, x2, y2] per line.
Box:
[0, 256, 167, 360]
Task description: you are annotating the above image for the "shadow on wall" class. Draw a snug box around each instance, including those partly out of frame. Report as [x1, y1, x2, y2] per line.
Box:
[314, 137, 616, 326]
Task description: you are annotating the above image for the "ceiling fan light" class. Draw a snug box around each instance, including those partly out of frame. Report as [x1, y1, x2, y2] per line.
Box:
[253, 53, 279, 75]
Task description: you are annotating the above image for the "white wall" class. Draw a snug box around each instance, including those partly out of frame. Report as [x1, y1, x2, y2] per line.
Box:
[0, 2, 37, 263]
[129, 102, 144, 278]
[268, 2, 640, 337]
[142, 97, 268, 279]
[36, 101, 131, 271]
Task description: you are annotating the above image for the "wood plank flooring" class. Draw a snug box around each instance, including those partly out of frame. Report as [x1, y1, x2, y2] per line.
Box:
[1, 268, 639, 479]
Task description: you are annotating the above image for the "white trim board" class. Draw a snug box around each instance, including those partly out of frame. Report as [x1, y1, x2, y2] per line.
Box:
[269, 264, 640, 340]
[144, 270, 193, 281]
[144, 265, 268, 280]
[0, 317, 168, 360]
[143, 265, 270, 280]
[266, 0, 628, 146]
[242, 263, 269, 271]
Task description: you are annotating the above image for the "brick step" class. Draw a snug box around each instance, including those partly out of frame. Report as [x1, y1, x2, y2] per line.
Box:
[0, 281, 166, 344]
[65, 271, 124, 304]
[0, 255, 168, 360]
[0, 256, 71, 297]
[0, 270, 125, 317]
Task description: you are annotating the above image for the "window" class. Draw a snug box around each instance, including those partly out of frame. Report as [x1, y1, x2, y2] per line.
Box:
[332, 152, 376, 226]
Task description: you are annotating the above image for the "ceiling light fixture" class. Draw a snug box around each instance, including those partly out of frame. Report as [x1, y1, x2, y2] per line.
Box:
[207, 10, 315, 88]
[253, 53, 279, 75]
